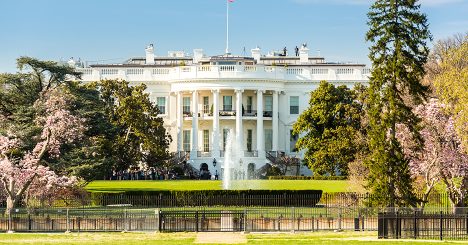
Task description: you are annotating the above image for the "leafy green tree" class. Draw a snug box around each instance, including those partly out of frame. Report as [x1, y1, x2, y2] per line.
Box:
[293, 81, 363, 176]
[93, 79, 172, 171]
[365, 0, 431, 207]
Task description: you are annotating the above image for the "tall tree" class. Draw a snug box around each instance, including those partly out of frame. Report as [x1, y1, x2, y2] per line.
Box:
[293, 81, 363, 176]
[0, 57, 86, 214]
[0, 82, 85, 215]
[365, 0, 431, 206]
[92, 79, 172, 171]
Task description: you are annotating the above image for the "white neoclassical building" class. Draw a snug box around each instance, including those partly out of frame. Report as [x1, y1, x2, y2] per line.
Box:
[73, 44, 370, 178]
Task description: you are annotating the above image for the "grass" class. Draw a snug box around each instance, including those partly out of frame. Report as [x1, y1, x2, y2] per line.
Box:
[0, 231, 465, 245]
[85, 180, 351, 193]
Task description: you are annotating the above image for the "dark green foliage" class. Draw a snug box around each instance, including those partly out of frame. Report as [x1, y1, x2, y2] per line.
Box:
[46, 82, 118, 180]
[293, 81, 363, 176]
[365, 0, 431, 207]
[92, 79, 172, 171]
[268, 176, 347, 180]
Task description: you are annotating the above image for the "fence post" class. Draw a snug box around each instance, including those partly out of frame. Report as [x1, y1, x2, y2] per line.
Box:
[291, 207, 295, 233]
[156, 209, 161, 232]
[7, 209, 13, 233]
[195, 211, 199, 232]
[413, 210, 417, 239]
[28, 213, 32, 231]
[124, 208, 128, 232]
[243, 208, 247, 232]
[66, 208, 70, 233]
[440, 211, 443, 241]
[338, 208, 342, 231]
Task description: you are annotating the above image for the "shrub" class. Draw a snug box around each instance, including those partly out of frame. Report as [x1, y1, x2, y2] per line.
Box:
[268, 176, 347, 180]
[90, 189, 323, 207]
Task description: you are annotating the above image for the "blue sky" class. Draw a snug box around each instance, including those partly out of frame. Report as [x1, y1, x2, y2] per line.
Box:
[0, 0, 466, 72]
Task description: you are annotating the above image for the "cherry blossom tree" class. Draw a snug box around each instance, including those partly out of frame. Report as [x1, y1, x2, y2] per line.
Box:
[0, 90, 85, 215]
[397, 99, 468, 209]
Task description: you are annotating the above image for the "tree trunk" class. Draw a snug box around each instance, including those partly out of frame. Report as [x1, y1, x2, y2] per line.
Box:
[6, 196, 17, 215]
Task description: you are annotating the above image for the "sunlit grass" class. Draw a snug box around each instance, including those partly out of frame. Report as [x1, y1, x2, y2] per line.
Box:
[85, 180, 351, 193]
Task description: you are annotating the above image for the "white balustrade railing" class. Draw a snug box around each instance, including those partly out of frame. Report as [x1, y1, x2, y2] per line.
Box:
[100, 68, 119, 75]
[126, 68, 144, 75]
[310, 68, 328, 74]
[336, 68, 354, 75]
[152, 68, 171, 75]
[78, 65, 370, 82]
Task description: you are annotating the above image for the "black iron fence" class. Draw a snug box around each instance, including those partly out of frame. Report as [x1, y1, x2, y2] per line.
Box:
[0, 207, 378, 233]
[0, 192, 454, 210]
[1, 206, 467, 240]
[378, 209, 468, 240]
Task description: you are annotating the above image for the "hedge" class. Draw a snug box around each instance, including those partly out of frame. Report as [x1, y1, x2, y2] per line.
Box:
[268, 176, 347, 180]
[90, 189, 323, 207]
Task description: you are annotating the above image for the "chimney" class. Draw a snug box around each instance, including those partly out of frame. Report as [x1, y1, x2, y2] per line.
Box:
[299, 44, 309, 64]
[193, 49, 204, 63]
[251, 46, 261, 63]
[145, 44, 155, 65]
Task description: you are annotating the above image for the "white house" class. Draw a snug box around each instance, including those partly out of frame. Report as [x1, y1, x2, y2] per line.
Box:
[73, 44, 370, 178]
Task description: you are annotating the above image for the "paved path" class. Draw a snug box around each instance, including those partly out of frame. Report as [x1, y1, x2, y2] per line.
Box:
[194, 232, 247, 244]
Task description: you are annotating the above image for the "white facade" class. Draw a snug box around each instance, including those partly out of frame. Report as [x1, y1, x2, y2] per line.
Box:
[74, 45, 370, 177]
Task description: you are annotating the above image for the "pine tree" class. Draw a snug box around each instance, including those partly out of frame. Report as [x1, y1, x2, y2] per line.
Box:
[365, 0, 431, 207]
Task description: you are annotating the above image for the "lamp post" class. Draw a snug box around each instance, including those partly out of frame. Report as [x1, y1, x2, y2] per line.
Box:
[213, 158, 218, 180]
[239, 159, 244, 180]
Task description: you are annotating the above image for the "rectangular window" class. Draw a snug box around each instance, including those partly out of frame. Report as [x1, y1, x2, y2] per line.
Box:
[264, 129, 273, 152]
[264, 96, 273, 112]
[290, 96, 299, 114]
[247, 96, 253, 113]
[223, 128, 230, 151]
[247, 129, 252, 152]
[290, 130, 299, 152]
[156, 97, 166, 114]
[203, 96, 209, 114]
[223, 96, 232, 111]
[203, 130, 210, 152]
[183, 130, 191, 152]
[183, 97, 191, 114]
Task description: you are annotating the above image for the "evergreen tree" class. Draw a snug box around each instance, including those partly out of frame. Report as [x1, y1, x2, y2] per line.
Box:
[365, 0, 431, 206]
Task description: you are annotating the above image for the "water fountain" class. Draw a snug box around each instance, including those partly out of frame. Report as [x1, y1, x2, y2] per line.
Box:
[222, 130, 246, 189]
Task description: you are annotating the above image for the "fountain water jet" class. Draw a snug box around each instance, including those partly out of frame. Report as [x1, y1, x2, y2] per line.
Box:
[222, 130, 243, 189]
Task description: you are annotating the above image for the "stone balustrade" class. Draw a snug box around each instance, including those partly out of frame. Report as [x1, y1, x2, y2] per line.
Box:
[76, 65, 370, 82]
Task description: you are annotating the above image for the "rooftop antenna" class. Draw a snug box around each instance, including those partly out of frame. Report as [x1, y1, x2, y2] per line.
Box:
[226, 0, 234, 55]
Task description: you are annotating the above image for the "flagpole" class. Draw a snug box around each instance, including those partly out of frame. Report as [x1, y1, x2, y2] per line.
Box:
[226, 0, 229, 54]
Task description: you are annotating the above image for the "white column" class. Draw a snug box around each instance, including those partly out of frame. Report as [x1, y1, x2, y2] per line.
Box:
[191, 90, 199, 159]
[272, 90, 279, 151]
[212, 89, 220, 158]
[176, 91, 183, 152]
[256, 90, 265, 158]
[235, 89, 244, 152]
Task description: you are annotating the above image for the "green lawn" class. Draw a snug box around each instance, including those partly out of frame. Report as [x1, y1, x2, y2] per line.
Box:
[0, 232, 463, 245]
[85, 180, 351, 193]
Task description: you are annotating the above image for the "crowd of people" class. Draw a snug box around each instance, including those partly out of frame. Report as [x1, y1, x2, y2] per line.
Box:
[109, 167, 182, 180]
